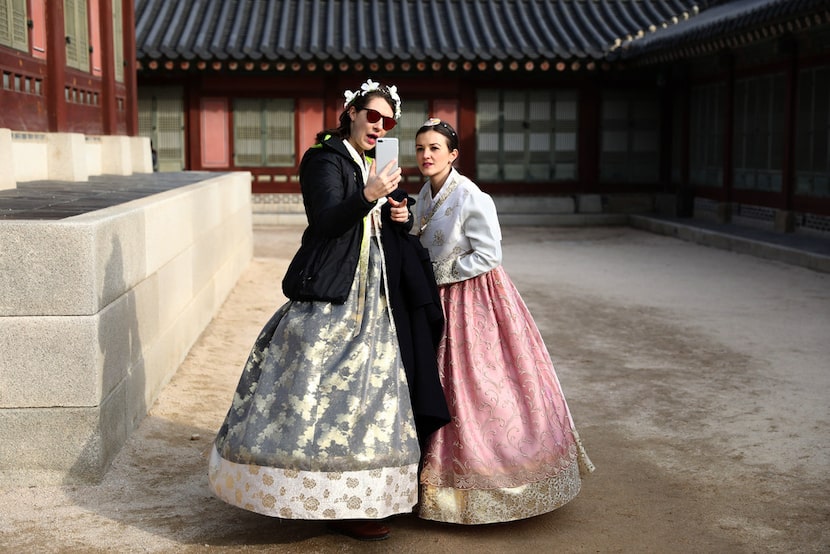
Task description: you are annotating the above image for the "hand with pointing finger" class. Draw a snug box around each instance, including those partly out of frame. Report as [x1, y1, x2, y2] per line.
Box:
[387, 195, 410, 223]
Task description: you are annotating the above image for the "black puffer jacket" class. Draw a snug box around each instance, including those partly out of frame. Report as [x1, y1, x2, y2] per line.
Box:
[282, 137, 377, 303]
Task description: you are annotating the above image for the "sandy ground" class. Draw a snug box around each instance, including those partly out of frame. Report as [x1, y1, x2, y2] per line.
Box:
[1, 225, 828, 553]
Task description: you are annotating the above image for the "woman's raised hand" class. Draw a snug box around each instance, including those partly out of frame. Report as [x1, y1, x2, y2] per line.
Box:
[387, 196, 410, 223]
[364, 159, 402, 202]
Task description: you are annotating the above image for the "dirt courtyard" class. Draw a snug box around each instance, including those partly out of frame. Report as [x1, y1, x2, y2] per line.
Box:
[1, 225, 828, 553]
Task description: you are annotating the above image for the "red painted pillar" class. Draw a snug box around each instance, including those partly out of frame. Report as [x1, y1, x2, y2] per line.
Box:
[579, 82, 600, 191]
[45, 0, 67, 132]
[99, 0, 118, 134]
[122, 0, 138, 135]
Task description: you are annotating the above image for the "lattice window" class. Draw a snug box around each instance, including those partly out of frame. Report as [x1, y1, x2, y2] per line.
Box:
[795, 65, 830, 198]
[0, 0, 28, 52]
[689, 82, 725, 187]
[138, 87, 185, 171]
[64, 0, 90, 72]
[476, 89, 578, 182]
[386, 100, 427, 171]
[233, 99, 295, 167]
[733, 73, 785, 192]
[599, 90, 660, 184]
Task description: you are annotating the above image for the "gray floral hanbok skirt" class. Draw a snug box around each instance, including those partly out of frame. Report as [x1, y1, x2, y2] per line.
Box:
[209, 231, 420, 520]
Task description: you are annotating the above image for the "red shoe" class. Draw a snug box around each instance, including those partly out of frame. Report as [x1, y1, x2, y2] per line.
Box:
[328, 520, 391, 541]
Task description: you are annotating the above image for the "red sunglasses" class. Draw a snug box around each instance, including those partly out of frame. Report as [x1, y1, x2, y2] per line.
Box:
[361, 108, 397, 130]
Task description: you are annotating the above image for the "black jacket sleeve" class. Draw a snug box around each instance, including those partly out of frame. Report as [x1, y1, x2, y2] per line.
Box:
[300, 150, 376, 238]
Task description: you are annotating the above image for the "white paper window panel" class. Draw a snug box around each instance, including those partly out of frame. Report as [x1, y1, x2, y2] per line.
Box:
[137, 98, 153, 130]
[602, 131, 628, 152]
[555, 163, 576, 180]
[112, 0, 124, 82]
[734, 169, 753, 188]
[477, 163, 500, 180]
[1, 0, 28, 50]
[64, 0, 78, 65]
[553, 149, 577, 163]
[0, 2, 11, 46]
[478, 105, 500, 125]
[478, 133, 499, 152]
[690, 167, 723, 187]
[156, 98, 183, 152]
[528, 163, 550, 180]
[265, 137, 293, 155]
[236, 155, 260, 166]
[764, 173, 779, 192]
[632, 100, 657, 121]
[555, 132, 576, 151]
[504, 97, 525, 121]
[235, 138, 258, 153]
[528, 133, 550, 151]
[555, 98, 578, 121]
[265, 140, 294, 165]
[504, 163, 526, 180]
[796, 175, 812, 194]
[264, 109, 293, 139]
[600, 163, 625, 181]
[504, 132, 525, 152]
[529, 98, 551, 120]
[478, 91, 499, 110]
[399, 102, 428, 131]
[397, 101, 428, 165]
[633, 164, 659, 182]
[602, 99, 628, 121]
[632, 131, 658, 152]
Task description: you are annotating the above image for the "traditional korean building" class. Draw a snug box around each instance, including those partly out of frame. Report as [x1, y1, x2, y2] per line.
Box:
[0, 0, 151, 193]
[134, 0, 830, 232]
[0, 0, 138, 135]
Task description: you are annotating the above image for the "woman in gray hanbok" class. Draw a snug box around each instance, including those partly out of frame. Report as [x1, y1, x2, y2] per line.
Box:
[208, 80, 421, 541]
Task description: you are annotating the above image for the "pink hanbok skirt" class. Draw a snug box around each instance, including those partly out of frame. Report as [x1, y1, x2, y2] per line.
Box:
[418, 265, 594, 524]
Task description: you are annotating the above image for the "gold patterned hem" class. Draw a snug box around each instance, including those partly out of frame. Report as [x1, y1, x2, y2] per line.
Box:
[209, 447, 419, 520]
[418, 460, 582, 525]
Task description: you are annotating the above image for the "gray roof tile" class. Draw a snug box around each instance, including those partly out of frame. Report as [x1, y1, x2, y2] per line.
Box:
[135, 0, 705, 64]
[619, 0, 830, 59]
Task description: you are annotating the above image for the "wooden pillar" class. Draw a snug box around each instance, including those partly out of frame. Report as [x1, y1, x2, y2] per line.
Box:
[658, 73, 673, 192]
[99, 0, 117, 134]
[457, 84, 477, 179]
[678, 63, 693, 217]
[122, 0, 138, 135]
[45, 0, 67, 132]
[579, 80, 600, 191]
[780, 36, 798, 215]
[722, 52, 735, 210]
[187, 82, 201, 170]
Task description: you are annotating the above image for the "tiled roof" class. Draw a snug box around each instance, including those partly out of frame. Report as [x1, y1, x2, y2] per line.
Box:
[619, 0, 830, 61]
[135, 0, 705, 68]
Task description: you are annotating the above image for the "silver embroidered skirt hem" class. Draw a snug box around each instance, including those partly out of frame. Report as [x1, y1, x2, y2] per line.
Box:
[209, 236, 420, 519]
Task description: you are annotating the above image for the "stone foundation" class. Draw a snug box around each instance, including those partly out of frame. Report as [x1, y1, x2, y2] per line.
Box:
[0, 172, 252, 485]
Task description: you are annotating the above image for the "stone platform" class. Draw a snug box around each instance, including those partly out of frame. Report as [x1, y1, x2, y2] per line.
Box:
[0, 171, 253, 485]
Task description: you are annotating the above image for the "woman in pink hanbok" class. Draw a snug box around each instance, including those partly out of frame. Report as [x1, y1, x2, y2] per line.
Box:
[410, 118, 594, 525]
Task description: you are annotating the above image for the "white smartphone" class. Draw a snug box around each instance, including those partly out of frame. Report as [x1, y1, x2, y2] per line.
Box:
[375, 137, 399, 174]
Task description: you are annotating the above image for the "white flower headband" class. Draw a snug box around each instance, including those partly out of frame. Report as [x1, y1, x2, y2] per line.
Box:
[343, 78, 402, 119]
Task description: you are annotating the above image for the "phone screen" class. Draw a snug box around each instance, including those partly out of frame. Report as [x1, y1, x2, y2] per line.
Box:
[375, 138, 399, 174]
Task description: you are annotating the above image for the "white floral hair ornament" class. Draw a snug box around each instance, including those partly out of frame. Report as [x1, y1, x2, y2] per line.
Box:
[343, 78, 402, 119]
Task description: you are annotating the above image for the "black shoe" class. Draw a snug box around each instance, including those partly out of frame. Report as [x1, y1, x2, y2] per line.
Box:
[328, 520, 391, 541]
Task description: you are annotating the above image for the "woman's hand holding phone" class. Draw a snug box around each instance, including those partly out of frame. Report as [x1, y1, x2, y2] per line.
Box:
[364, 159, 402, 202]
